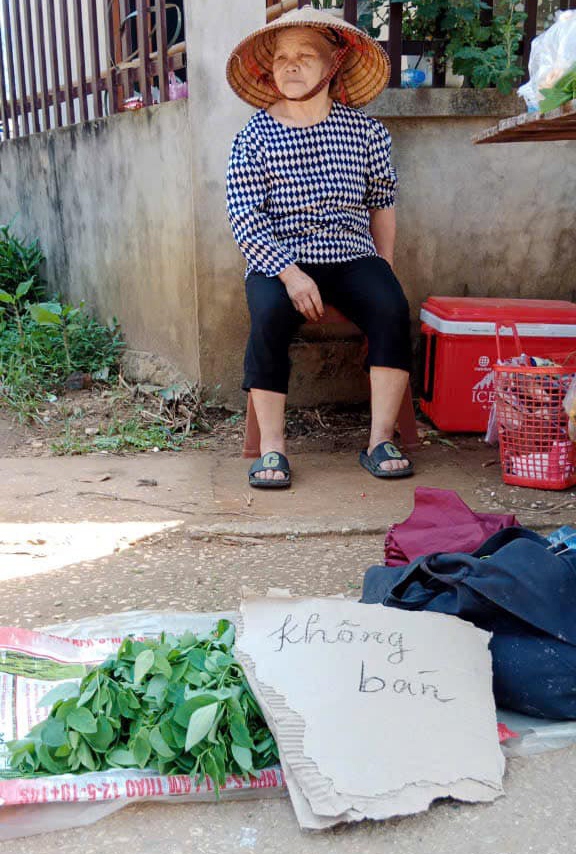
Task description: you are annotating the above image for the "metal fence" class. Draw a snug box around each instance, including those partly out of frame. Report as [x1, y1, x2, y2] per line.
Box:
[295, 1, 576, 87]
[0, 0, 187, 141]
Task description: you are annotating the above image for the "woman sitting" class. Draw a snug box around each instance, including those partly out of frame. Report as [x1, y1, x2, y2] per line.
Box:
[226, 8, 413, 488]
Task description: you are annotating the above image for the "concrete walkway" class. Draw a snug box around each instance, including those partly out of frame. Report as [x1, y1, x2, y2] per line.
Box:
[1, 438, 570, 534]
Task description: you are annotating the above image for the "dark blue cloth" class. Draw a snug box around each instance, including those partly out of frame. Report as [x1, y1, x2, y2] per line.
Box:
[243, 257, 411, 394]
[361, 527, 576, 719]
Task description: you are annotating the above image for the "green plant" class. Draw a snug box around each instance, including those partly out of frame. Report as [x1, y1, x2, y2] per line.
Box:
[401, 0, 491, 72]
[0, 355, 44, 422]
[357, 0, 388, 39]
[0, 300, 124, 422]
[398, 0, 526, 92]
[450, 1, 526, 94]
[539, 62, 576, 113]
[226, 412, 243, 426]
[0, 313, 60, 422]
[0, 277, 36, 340]
[7, 621, 278, 788]
[27, 301, 123, 376]
[92, 420, 183, 452]
[403, 0, 489, 48]
[0, 222, 45, 300]
[310, 0, 344, 9]
[51, 416, 184, 455]
[28, 302, 76, 371]
[49, 423, 90, 456]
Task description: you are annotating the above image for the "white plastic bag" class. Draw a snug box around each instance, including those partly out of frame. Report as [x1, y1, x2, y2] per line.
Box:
[168, 72, 188, 101]
[563, 375, 576, 440]
[498, 709, 576, 758]
[518, 9, 576, 110]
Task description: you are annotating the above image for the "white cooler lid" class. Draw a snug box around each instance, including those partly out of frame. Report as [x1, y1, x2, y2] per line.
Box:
[420, 308, 576, 338]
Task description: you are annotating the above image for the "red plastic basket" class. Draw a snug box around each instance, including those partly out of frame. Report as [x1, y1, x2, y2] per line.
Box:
[493, 323, 576, 490]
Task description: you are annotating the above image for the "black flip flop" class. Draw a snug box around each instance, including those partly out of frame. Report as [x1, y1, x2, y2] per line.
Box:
[359, 441, 414, 479]
[248, 451, 292, 489]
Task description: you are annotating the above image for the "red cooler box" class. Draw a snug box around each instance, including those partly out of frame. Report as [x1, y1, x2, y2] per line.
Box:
[419, 297, 576, 432]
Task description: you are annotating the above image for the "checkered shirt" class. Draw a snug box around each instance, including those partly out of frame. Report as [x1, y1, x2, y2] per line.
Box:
[226, 101, 397, 278]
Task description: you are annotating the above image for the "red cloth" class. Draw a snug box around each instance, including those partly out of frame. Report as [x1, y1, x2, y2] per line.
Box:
[384, 487, 519, 566]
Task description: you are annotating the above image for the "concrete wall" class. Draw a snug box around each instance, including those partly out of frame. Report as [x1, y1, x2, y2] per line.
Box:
[392, 116, 576, 308]
[185, 0, 264, 404]
[369, 90, 576, 311]
[0, 99, 200, 383]
[0, 0, 574, 407]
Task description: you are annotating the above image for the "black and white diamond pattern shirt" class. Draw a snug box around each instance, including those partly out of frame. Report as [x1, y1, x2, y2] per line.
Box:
[226, 100, 398, 279]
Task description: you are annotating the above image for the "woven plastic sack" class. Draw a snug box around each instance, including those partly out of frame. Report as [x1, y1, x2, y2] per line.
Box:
[0, 611, 285, 841]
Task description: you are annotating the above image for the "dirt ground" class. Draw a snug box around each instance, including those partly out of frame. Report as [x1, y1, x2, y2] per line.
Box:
[0, 384, 381, 458]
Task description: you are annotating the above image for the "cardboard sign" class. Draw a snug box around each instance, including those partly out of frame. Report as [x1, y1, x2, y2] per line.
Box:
[236, 593, 505, 829]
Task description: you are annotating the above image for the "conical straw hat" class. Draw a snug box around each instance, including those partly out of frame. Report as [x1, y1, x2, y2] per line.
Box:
[226, 7, 390, 109]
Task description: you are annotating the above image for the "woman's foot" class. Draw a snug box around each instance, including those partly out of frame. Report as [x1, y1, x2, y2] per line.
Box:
[247, 390, 288, 483]
[248, 451, 292, 488]
[360, 441, 413, 479]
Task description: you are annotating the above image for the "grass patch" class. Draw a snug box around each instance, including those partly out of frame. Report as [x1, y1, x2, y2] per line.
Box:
[51, 415, 186, 455]
[0, 221, 44, 301]
[0, 309, 124, 422]
[0, 224, 225, 457]
[0, 223, 125, 426]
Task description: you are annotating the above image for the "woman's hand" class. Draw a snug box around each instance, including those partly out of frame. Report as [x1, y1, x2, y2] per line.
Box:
[279, 264, 324, 322]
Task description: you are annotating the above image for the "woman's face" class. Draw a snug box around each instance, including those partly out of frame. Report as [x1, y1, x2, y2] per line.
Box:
[272, 28, 334, 99]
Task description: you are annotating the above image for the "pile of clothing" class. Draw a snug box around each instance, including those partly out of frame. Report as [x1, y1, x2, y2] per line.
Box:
[365, 488, 576, 720]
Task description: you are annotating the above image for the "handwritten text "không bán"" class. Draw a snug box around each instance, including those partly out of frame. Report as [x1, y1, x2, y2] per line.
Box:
[268, 613, 410, 664]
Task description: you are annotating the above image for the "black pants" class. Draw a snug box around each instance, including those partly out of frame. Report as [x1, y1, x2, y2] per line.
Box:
[243, 255, 412, 394]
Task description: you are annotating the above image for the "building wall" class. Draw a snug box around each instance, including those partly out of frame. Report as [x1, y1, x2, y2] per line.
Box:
[186, 0, 264, 402]
[0, 1, 574, 407]
[371, 91, 576, 310]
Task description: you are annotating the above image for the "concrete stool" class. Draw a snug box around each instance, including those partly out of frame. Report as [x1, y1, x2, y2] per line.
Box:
[242, 305, 419, 459]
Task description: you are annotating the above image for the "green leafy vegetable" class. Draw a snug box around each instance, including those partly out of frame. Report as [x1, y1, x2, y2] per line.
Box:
[67, 708, 98, 734]
[134, 649, 155, 684]
[539, 63, 576, 114]
[40, 719, 67, 748]
[6, 621, 278, 790]
[185, 703, 219, 751]
[37, 682, 80, 708]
